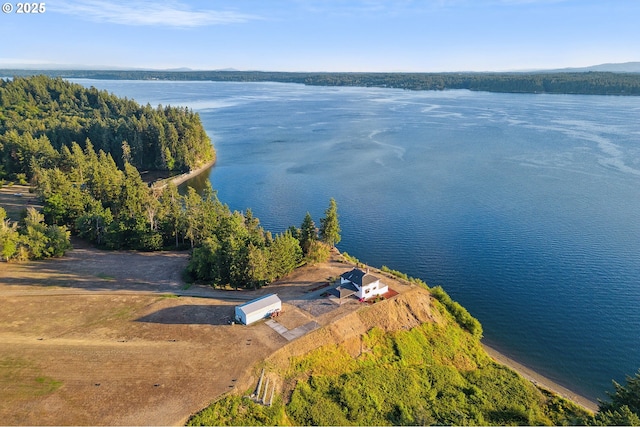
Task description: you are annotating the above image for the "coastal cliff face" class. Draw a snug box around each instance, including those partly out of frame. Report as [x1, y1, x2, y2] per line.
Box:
[266, 287, 440, 371]
[188, 287, 589, 426]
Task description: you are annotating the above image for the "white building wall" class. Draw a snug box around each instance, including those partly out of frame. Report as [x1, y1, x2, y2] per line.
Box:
[357, 281, 388, 299]
[235, 294, 282, 325]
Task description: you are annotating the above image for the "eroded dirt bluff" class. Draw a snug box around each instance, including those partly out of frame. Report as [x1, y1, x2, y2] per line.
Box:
[265, 286, 441, 373]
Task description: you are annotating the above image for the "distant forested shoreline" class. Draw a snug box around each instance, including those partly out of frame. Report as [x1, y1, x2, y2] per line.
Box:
[2, 69, 640, 95]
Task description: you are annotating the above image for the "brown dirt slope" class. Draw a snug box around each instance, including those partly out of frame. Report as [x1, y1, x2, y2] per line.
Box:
[265, 286, 439, 373]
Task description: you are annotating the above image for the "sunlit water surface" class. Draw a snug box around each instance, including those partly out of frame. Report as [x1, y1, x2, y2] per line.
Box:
[77, 79, 640, 401]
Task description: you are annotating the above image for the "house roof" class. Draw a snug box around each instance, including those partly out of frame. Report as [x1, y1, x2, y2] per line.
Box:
[236, 293, 281, 314]
[330, 282, 359, 299]
[341, 268, 380, 287]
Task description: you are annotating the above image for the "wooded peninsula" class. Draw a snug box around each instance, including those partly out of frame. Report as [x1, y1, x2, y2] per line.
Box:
[2, 69, 640, 96]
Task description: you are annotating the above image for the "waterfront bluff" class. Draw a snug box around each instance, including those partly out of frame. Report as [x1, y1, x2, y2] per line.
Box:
[187, 279, 590, 426]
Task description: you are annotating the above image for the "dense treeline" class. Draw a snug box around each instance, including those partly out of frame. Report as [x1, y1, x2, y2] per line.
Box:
[4, 69, 640, 95]
[187, 199, 338, 289]
[0, 75, 214, 181]
[1, 127, 335, 287]
[0, 206, 71, 261]
[28, 138, 335, 288]
[0, 75, 328, 288]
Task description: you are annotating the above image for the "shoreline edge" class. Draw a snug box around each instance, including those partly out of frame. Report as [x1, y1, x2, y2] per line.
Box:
[482, 343, 598, 413]
[151, 158, 216, 190]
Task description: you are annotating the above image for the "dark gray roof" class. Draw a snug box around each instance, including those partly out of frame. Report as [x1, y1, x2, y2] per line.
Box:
[341, 268, 380, 287]
[329, 282, 358, 298]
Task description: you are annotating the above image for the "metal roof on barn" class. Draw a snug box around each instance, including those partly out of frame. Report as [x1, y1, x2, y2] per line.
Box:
[236, 294, 281, 315]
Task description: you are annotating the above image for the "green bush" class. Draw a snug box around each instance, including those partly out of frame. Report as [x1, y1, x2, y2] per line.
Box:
[430, 285, 483, 338]
[340, 251, 360, 265]
[186, 394, 288, 426]
[381, 265, 409, 281]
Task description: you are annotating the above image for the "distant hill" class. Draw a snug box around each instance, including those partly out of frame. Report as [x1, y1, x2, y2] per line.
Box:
[549, 61, 640, 73]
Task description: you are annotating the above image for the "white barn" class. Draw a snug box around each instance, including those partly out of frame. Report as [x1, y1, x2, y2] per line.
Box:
[235, 294, 282, 325]
[340, 268, 388, 300]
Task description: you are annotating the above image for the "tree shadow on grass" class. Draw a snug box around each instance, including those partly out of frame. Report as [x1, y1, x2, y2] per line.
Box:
[136, 304, 235, 326]
[0, 240, 189, 293]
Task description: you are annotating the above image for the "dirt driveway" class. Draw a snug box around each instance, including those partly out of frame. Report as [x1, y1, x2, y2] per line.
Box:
[0, 240, 383, 425]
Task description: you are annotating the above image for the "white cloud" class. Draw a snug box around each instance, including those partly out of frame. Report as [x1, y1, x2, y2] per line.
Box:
[52, 0, 260, 27]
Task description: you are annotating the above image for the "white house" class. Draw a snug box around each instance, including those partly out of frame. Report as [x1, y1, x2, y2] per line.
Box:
[235, 294, 282, 325]
[340, 268, 388, 300]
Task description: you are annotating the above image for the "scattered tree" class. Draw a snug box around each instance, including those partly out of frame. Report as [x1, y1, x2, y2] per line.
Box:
[591, 369, 640, 425]
[0, 207, 19, 261]
[299, 211, 317, 255]
[319, 198, 341, 247]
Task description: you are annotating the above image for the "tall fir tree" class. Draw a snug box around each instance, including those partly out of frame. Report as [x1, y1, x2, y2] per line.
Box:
[319, 198, 341, 247]
[299, 212, 317, 255]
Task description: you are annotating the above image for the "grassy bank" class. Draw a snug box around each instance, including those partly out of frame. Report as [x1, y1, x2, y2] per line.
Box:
[187, 289, 589, 426]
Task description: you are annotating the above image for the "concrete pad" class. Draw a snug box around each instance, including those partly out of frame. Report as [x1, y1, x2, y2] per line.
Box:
[265, 319, 288, 335]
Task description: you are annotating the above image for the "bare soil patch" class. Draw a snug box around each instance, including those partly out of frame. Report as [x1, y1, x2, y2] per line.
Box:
[0, 242, 389, 425]
[0, 184, 41, 220]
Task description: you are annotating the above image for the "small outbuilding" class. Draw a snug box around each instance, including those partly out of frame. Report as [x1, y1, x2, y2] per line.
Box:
[235, 294, 282, 325]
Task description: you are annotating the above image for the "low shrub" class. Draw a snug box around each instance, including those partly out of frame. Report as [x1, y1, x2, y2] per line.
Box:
[430, 285, 483, 338]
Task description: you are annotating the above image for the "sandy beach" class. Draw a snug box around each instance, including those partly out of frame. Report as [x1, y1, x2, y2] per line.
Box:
[482, 344, 598, 413]
[150, 158, 216, 190]
[169, 158, 216, 186]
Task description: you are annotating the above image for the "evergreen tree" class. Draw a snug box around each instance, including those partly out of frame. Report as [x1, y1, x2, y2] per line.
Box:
[19, 208, 51, 260]
[269, 231, 303, 280]
[36, 167, 89, 229]
[593, 406, 640, 426]
[0, 208, 19, 261]
[16, 207, 71, 260]
[75, 200, 113, 246]
[247, 243, 270, 289]
[299, 212, 317, 255]
[188, 236, 222, 285]
[244, 208, 266, 247]
[157, 183, 186, 248]
[596, 369, 640, 423]
[319, 198, 341, 247]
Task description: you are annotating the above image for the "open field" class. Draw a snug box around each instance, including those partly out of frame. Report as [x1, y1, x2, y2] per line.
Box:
[0, 240, 400, 425]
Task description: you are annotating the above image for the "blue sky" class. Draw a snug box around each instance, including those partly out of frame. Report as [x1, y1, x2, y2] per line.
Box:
[1, 0, 638, 72]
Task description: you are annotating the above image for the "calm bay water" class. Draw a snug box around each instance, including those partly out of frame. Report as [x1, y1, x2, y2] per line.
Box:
[77, 79, 640, 402]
